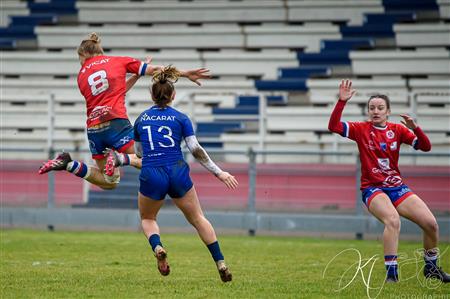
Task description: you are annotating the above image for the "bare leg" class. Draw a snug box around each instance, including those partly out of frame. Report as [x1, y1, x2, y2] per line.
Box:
[396, 194, 450, 282]
[138, 192, 169, 276]
[89, 158, 119, 190]
[368, 194, 401, 256]
[138, 192, 164, 239]
[172, 187, 217, 245]
[396, 194, 439, 250]
[172, 186, 232, 282]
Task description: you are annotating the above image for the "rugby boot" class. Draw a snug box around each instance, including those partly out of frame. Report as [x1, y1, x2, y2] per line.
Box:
[104, 148, 120, 177]
[38, 152, 72, 174]
[155, 246, 170, 276]
[216, 260, 232, 282]
[424, 266, 450, 283]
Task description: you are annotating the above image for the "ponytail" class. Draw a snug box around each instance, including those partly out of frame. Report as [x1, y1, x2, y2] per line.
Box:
[151, 65, 180, 107]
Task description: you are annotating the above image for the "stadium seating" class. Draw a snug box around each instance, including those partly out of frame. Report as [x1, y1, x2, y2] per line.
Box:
[1, 0, 449, 164]
[1, 0, 449, 213]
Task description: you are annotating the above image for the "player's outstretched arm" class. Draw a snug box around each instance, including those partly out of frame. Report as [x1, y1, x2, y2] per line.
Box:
[328, 79, 356, 134]
[185, 135, 238, 189]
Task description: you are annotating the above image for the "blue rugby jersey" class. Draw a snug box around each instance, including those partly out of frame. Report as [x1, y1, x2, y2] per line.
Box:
[134, 105, 195, 167]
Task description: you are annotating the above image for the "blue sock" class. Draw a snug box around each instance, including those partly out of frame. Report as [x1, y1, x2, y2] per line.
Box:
[207, 241, 224, 262]
[385, 255, 398, 278]
[148, 234, 162, 252]
[67, 161, 89, 178]
[424, 249, 438, 269]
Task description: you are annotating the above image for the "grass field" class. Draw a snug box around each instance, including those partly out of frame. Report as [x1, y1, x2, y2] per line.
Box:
[1, 229, 449, 298]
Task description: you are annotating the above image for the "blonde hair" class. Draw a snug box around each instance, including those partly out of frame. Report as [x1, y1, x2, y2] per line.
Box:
[77, 32, 104, 57]
[151, 65, 181, 107]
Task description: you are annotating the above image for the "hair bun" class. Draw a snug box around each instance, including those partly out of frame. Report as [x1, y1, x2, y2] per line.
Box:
[152, 65, 180, 84]
[88, 32, 100, 43]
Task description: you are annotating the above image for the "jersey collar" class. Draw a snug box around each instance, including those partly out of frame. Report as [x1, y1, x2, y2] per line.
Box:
[372, 124, 388, 130]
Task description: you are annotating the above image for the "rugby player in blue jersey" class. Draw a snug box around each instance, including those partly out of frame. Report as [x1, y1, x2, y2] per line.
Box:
[129, 65, 238, 282]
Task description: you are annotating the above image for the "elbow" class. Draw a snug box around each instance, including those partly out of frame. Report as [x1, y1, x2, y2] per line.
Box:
[327, 120, 333, 132]
[328, 122, 338, 134]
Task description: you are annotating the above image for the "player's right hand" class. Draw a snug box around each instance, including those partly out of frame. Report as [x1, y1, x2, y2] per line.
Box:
[339, 79, 356, 102]
[185, 68, 212, 86]
[217, 171, 238, 189]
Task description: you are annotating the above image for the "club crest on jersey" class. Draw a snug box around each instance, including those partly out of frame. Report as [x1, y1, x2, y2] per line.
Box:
[386, 130, 395, 139]
[380, 142, 387, 151]
[377, 158, 390, 170]
[390, 141, 397, 151]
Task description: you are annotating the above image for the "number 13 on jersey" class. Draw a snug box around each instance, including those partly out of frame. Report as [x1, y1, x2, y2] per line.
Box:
[143, 125, 175, 150]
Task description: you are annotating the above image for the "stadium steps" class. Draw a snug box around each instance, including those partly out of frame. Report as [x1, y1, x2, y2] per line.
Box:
[253, 0, 440, 93]
[0, 0, 77, 50]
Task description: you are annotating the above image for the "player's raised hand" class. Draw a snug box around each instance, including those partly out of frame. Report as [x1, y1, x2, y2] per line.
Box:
[339, 79, 356, 102]
[144, 56, 152, 64]
[217, 171, 238, 189]
[400, 114, 417, 129]
[183, 68, 212, 86]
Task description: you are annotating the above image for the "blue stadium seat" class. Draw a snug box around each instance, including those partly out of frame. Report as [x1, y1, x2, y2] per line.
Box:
[364, 12, 416, 24]
[340, 24, 395, 38]
[278, 66, 330, 79]
[196, 122, 242, 137]
[10, 14, 58, 26]
[236, 95, 286, 107]
[0, 25, 35, 38]
[28, 0, 78, 15]
[255, 79, 308, 91]
[382, 0, 438, 11]
[321, 38, 375, 51]
[0, 39, 16, 49]
[297, 51, 350, 65]
[237, 96, 259, 107]
[267, 95, 286, 106]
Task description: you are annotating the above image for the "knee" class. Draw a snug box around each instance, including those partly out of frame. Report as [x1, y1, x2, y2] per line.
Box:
[384, 214, 401, 232]
[140, 210, 157, 221]
[423, 219, 439, 234]
[187, 215, 206, 228]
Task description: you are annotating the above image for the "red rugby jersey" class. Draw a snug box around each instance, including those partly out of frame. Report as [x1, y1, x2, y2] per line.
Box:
[342, 121, 417, 189]
[329, 100, 431, 189]
[77, 55, 147, 127]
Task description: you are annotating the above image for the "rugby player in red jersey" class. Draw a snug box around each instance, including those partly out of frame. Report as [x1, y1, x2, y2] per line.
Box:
[328, 79, 449, 283]
[39, 32, 211, 190]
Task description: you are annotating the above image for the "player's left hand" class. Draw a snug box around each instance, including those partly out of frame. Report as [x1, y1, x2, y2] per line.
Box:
[400, 114, 417, 129]
[217, 171, 239, 189]
[184, 68, 212, 86]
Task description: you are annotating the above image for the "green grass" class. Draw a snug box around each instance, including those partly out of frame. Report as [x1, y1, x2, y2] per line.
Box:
[1, 229, 449, 298]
